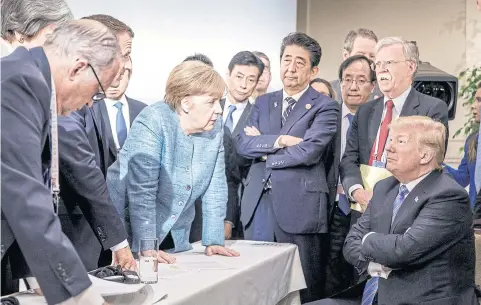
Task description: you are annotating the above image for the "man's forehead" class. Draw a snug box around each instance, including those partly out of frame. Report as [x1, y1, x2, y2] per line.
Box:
[343, 61, 371, 76]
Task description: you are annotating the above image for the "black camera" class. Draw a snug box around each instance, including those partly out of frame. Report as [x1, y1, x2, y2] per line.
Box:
[413, 62, 458, 120]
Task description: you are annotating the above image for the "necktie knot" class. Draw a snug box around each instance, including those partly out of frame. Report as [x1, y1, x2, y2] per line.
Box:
[114, 101, 123, 110]
[346, 113, 354, 125]
[385, 99, 394, 110]
[399, 184, 409, 198]
[228, 104, 237, 114]
[285, 97, 296, 106]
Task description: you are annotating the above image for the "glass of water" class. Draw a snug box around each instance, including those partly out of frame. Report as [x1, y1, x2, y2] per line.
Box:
[139, 238, 158, 284]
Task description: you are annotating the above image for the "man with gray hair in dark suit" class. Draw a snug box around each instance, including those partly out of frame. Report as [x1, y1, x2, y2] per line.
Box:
[1, 20, 122, 305]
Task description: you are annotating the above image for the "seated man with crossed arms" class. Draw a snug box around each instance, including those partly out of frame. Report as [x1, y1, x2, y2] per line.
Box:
[309, 116, 477, 305]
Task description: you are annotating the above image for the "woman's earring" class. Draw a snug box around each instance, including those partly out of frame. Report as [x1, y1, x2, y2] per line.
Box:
[18, 36, 25, 43]
[183, 107, 189, 114]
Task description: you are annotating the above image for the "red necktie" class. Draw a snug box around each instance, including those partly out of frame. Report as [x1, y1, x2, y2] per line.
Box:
[368, 100, 394, 165]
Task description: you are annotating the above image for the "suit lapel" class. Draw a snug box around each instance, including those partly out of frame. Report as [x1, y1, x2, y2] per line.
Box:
[378, 180, 400, 234]
[269, 91, 283, 134]
[126, 96, 136, 126]
[232, 102, 252, 137]
[367, 100, 384, 152]
[280, 87, 315, 134]
[30, 47, 52, 92]
[399, 88, 420, 117]
[98, 100, 117, 158]
[391, 170, 441, 232]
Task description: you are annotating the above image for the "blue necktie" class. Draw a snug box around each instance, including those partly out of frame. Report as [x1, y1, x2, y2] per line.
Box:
[224, 104, 237, 132]
[361, 184, 409, 305]
[475, 133, 481, 192]
[114, 101, 127, 148]
[392, 184, 409, 223]
[282, 97, 296, 126]
[338, 113, 355, 215]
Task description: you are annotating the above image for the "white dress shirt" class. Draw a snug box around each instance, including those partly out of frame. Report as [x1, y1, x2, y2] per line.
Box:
[222, 97, 248, 131]
[105, 95, 131, 150]
[348, 86, 412, 198]
[362, 171, 431, 279]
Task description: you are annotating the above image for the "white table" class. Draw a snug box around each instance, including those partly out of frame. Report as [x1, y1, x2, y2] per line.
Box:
[152, 240, 306, 305]
[13, 240, 306, 305]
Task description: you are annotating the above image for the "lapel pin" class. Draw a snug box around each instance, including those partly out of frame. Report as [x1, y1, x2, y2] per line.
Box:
[414, 196, 419, 202]
[306, 104, 312, 110]
[274, 102, 278, 108]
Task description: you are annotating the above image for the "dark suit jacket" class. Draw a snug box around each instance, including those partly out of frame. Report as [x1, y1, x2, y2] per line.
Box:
[220, 99, 253, 224]
[77, 97, 147, 176]
[474, 189, 481, 221]
[343, 171, 477, 305]
[340, 88, 449, 194]
[57, 113, 128, 269]
[1, 47, 91, 304]
[236, 87, 339, 234]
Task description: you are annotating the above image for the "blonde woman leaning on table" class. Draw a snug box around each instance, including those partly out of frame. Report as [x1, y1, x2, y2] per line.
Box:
[107, 61, 240, 263]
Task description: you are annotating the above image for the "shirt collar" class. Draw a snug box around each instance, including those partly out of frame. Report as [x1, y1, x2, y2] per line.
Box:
[403, 171, 431, 192]
[105, 95, 127, 108]
[342, 102, 355, 119]
[384, 86, 412, 114]
[225, 96, 248, 111]
[282, 84, 310, 102]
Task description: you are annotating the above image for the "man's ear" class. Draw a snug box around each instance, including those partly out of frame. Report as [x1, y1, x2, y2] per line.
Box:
[68, 59, 89, 81]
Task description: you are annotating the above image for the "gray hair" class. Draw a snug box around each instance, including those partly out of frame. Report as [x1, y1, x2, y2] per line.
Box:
[43, 20, 120, 71]
[375, 36, 419, 67]
[343, 28, 378, 53]
[1, 0, 73, 41]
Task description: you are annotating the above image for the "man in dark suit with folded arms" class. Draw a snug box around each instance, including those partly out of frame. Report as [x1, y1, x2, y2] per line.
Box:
[340, 37, 448, 213]
[1, 20, 121, 305]
[309, 116, 476, 305]
[236, 32, 339, 303]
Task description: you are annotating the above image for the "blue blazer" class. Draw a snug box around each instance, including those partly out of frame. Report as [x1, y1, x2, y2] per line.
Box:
[235, 87, 339, 234]
[107, 102, 227, 252]
[444, 133, 477, 206]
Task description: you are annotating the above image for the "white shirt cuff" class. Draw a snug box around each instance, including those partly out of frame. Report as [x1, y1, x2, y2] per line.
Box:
[58, 284, 104, 305]
[348, 184, 364, 201]
[362, 232, 375, 244]
[25, 277, 40, 290]
[110, 239, 129, 252]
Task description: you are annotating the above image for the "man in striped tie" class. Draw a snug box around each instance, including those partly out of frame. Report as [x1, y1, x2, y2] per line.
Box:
[309, 116, 476, 305]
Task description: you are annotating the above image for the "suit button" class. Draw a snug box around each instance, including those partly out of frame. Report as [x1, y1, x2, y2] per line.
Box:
[186, 185, 191, 191]
[171, 215, 176, 221]
[178, 201, 184, 206]
[185, 167, 190, 172]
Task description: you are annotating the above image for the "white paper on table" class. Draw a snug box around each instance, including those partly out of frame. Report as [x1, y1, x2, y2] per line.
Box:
[157, 264, 192, 279]
[172, 253, 235, 270]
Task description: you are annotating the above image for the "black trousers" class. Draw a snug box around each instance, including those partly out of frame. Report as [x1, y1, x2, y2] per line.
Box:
[1, 241, 29, 296]
[325, 205, 360, 296]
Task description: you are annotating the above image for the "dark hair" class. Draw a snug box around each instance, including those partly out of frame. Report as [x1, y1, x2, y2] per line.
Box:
[310, 78, 335, 99]
[338, 55, 376, 81]
[280, 32, 322, 68]
[252, 51, 270, 64]
[228, 51, 265, 78]
[82, 14, 134, 38]
[183, 53, 214, 68]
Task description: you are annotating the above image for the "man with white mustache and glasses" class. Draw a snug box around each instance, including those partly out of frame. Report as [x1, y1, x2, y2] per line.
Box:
[339, 37, 448, 217]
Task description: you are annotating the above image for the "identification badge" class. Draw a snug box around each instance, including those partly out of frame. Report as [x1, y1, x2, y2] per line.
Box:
[372, 160, 386, 168]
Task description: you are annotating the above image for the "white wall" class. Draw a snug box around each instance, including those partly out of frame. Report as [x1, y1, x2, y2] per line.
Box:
[66, 0, 297, 104]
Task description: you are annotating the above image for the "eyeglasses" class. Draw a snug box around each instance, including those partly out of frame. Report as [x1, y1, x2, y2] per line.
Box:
[341, 78, 371, 87]
[371, 60, 409, 71]
[88, 63, 107, 101]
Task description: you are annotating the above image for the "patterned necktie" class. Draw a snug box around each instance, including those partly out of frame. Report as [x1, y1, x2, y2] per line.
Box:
[475, 133, 481, 192]
[114, 101, 127, 148]
[224, 104, 237, 132]
[392, 184, 409, 223]
[282, 97, 297, 126]
[368, 99, 394, 166]
[362, 276, 378, 305]
[346, 113, 354, 135]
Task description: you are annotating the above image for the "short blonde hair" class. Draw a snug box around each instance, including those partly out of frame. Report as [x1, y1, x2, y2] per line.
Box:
[389, 116, 446, 168]
[164, 61, 225, 111]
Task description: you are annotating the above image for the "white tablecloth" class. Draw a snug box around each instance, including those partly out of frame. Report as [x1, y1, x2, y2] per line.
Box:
[13, 240, 306, 305]
[152, 240, 306, 305]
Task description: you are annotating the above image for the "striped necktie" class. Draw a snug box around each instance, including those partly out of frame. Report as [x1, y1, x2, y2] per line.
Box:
[282, 97, 296, 126]
[392, 184, 409, 223]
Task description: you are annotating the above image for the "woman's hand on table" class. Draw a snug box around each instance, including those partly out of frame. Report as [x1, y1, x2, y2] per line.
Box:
[205, 245, 240, 257]
[157, 250, 176, 264]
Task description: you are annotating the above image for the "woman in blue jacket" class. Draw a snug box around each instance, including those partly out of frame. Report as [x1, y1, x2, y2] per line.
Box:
[107, 61, 239, 262]
[444, 83, 481, 206]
